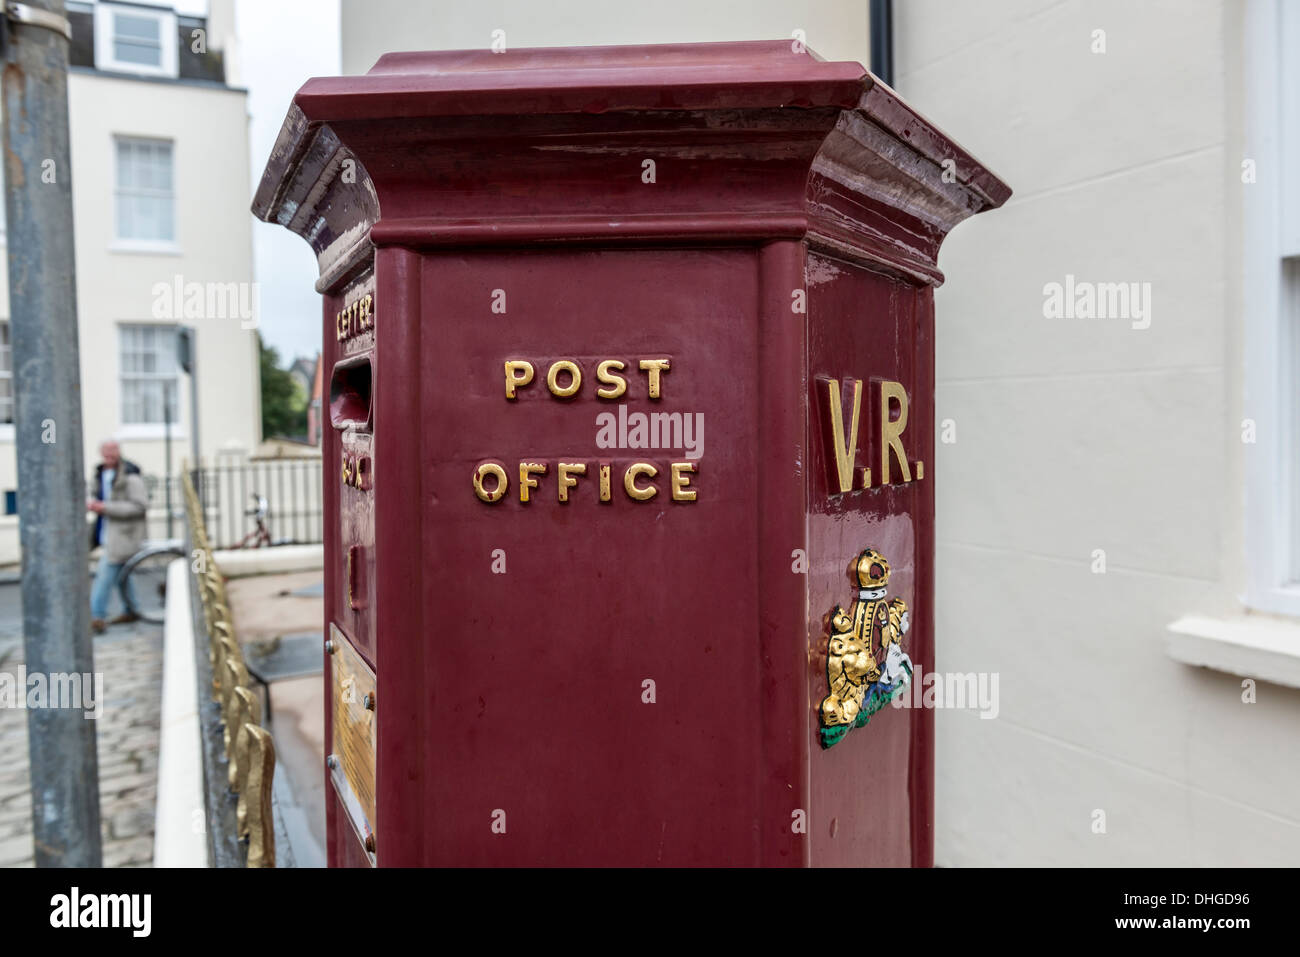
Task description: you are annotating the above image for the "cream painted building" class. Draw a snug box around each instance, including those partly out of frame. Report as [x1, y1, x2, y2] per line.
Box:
[898, 0, 1300, 866]
[0, 0, 260, 561]
[334, 0, 1300, 865]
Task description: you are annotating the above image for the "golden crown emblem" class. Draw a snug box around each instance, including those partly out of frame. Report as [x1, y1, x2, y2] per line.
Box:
[853, 548, 891, 589]
[821, 546, 912, 749]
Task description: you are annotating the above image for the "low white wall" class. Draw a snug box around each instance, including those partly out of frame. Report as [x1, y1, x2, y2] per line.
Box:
[213, 543, 323, 578]
[153, 558, 209, 867]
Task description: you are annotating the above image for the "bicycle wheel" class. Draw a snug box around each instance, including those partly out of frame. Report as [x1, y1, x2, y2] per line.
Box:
[120, 548, 185, 625]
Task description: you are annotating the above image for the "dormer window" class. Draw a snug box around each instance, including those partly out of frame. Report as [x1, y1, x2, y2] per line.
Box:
[93, 2, 178, 78]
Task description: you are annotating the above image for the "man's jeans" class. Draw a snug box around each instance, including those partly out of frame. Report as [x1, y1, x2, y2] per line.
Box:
[91, 553, 137, 620]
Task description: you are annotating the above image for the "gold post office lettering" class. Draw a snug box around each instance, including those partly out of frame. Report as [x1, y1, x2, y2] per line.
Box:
[474, 356, 699, 505]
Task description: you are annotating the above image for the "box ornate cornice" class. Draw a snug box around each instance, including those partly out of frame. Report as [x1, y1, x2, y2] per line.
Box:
[252, 40, 1010, 292]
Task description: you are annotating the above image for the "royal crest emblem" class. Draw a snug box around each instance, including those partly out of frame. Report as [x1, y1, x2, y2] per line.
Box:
[819, 548, 913, 749]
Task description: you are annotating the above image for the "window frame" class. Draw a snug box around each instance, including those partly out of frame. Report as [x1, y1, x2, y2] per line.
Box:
[112, 135, 178, 252]
[118, 322, 181, 434]
[93, 2, 178, 78]
[1244, 0, 1300, 615]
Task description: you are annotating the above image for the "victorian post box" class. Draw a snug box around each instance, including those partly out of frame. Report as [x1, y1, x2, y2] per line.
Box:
[253, 41, 1009, 867]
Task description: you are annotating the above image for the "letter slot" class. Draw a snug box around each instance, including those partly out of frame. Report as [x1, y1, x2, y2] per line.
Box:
[330, 354, 372, 431]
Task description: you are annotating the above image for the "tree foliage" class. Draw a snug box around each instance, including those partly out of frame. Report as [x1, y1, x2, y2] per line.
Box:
[259, 336, 308, 439]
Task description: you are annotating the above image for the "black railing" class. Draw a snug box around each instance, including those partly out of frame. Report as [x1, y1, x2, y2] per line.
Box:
[144, 458, 323, 550]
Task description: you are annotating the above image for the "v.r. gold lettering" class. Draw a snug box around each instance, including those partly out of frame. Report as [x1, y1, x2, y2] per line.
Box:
[819, 377, 924, 495]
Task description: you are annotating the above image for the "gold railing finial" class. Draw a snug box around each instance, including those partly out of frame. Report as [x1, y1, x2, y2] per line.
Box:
[181, 472, 275, 868]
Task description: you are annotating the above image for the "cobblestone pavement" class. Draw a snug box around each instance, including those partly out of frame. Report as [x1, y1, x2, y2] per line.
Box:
[0, 583, 164, 868]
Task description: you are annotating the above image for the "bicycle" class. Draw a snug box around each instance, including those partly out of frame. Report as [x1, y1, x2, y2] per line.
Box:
[119, 537, 186, 625]
[120, 492, 287, 623]
[233, 493, 273, 549]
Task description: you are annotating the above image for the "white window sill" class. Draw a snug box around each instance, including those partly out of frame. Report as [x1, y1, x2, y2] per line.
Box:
[96, 62, 179, 80]
[110, 241, 181, 256]
[117, 424, 186, 440]
[1166, 614, 1300, 690]
[0, 424, 13, 443]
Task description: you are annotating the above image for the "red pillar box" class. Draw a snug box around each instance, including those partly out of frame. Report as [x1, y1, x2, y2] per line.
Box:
[254, 41, 1009, 867]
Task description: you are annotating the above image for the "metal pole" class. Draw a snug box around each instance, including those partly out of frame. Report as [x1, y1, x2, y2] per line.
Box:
[164, 389, 173, 539]
[870, 0, 894, 88]
[185, 327, 201, 510]
[1, 0, 102, 866]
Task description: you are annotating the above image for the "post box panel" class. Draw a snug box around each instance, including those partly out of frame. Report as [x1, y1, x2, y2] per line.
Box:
[404, 247, 760, 865]
[322, 269, 379, 865]
[805, 253, 936, 867]
[253, 40, 1009, 867]
[328, 273, 378, 665]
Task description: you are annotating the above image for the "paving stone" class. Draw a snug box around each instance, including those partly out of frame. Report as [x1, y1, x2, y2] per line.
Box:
[0, 832, 33, 866]
[96, 757, 140, 777]
[101, 788, 157, 819]
[109, 805, 155, 841]
[0, 805, 31, 827]
[0, 782, 29, 803]
[0, 619, 162, 869]
[100, 770, 159, 797]
[103, 835, 153, 868]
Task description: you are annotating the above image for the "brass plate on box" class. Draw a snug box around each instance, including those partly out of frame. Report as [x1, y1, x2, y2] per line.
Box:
[330, 623, 376, 837]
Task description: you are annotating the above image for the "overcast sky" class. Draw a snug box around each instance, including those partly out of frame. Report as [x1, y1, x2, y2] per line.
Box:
[108, 0, 339, 361]
[234, 0, 341, 364]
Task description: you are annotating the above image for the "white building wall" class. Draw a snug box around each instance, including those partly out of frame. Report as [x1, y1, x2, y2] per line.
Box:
[895, 0, 1300, 865]
[339, 0, 870, 75]
[0, 68, 260, 562]
[335, 0, 1299, 864]
[66, 71, 261, 475]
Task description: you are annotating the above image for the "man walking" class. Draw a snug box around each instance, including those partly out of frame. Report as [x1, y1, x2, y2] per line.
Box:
[86, 440, 148, 634]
